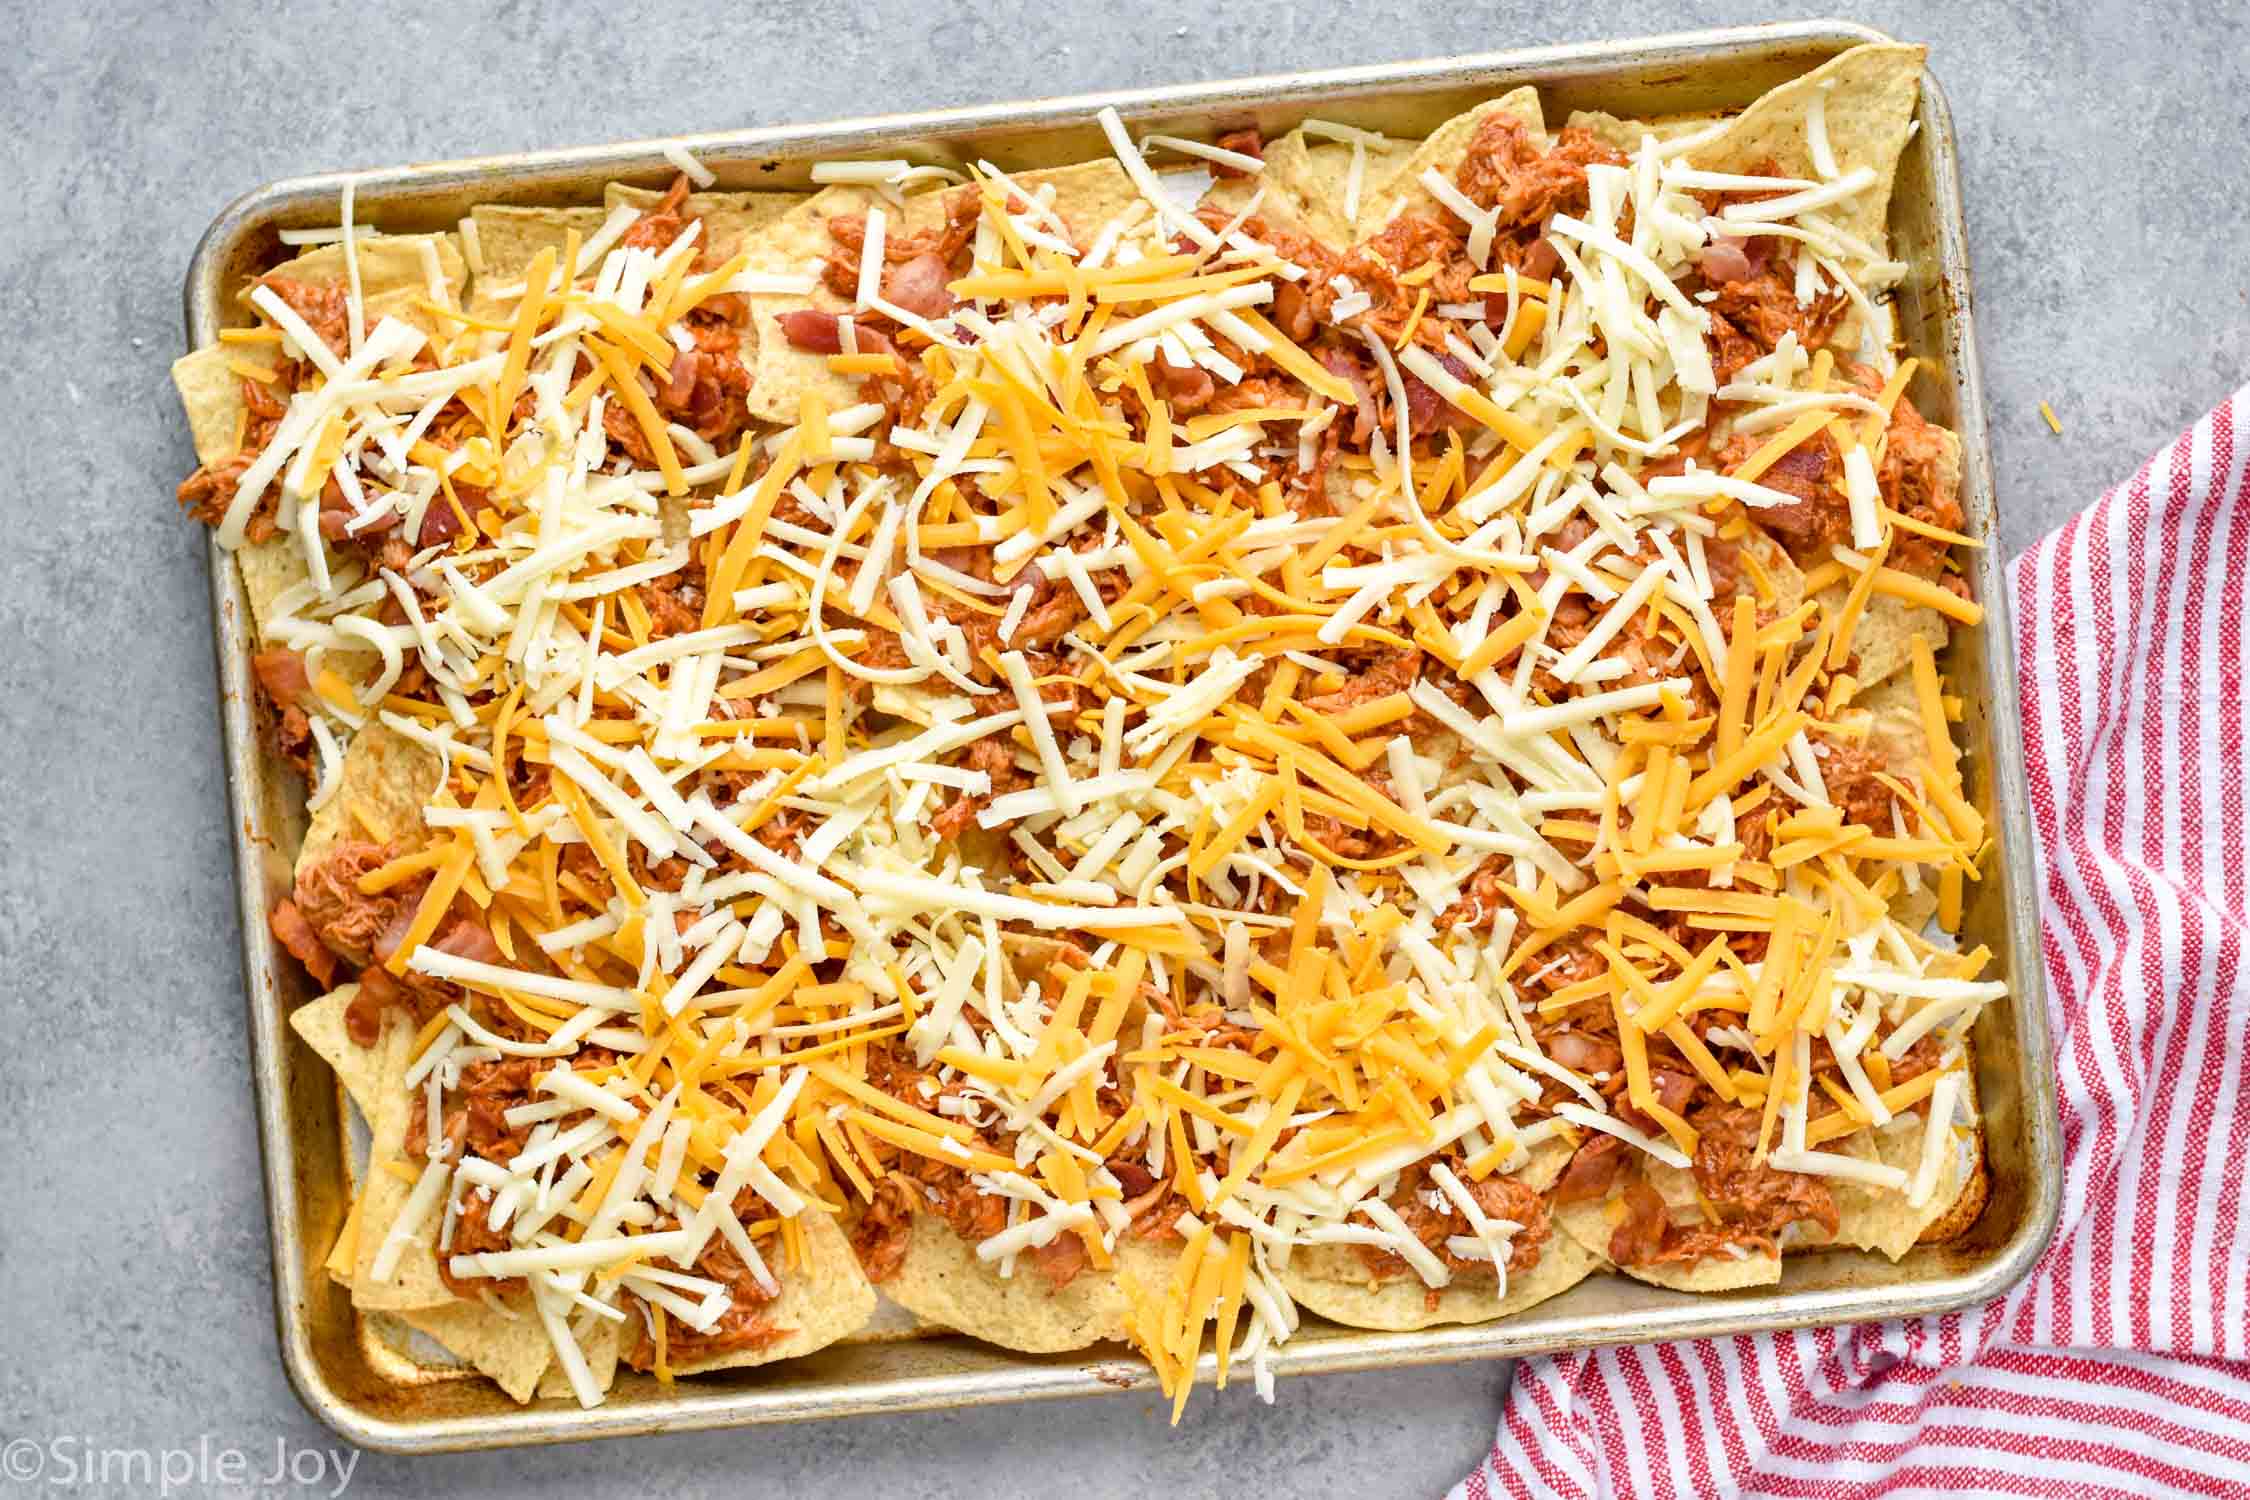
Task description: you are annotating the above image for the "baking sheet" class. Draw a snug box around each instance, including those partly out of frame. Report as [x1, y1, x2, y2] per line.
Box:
[185, 17, 2059, 1451]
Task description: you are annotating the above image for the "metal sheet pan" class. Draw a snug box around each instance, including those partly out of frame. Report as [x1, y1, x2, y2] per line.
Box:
[186, 17, 2059, 1452]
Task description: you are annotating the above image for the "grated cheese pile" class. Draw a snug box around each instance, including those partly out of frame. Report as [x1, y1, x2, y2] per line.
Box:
[180, 103, 2002, 1415]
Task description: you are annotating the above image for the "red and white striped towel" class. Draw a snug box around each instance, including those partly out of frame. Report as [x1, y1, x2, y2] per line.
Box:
[1457, 389, 2250, 1500]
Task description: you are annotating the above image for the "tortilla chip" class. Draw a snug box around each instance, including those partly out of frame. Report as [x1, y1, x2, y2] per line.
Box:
[1563, 110, 1730, 154]
[468, 204, 611, 284]
[536, 1315, 622, 1400]
[170, 349, 313, 646]
[1002, 160, 1148, 247]
[169, 346, 317, 647]
[400, 1298, 551, 1403]
[1832, 1100, 1977, 1260]
[244, 233, 470, 342]
[298, 721, 441, 870]
[877, 1209, 1156, 1353]
[1269, 1137, 1579, 1330]
[1252, 128, 1418, 248]
[1731, 527, 1805, 617]
[172, 347, 316, 641]
[662, 1209, 878, 1374]
[1549, 1142, 1824, 1293]
[603, 182, 810, 266]
[1551, 1187, 1784, 1291]
[1835, 588, 1950, 687]
[172, 344, 247, 465]
[350, 1022, 454, 1312]
[1684, 43, 1926, 266]
[739, 186, 884, 423]
[289, 985, 386, 1116]
[1356, 87, 1545, 238]
[1284, 1224, 1598, 1332]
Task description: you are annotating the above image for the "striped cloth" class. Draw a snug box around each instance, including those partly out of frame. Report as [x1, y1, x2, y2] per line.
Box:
[1455, 388, 2250, 1499]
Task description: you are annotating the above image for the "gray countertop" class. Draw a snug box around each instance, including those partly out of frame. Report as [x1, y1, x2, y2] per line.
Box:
[3, 2, 2243, 1495]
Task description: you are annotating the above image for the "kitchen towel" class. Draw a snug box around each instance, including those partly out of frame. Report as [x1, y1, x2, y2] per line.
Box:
[1457, 388, 2250, 1499]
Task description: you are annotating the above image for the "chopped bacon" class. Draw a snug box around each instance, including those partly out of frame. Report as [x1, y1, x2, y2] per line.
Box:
[1718, 426, 1848, 557]
[1547, 1030, 1623, 1077]
[1553, 1133, 1628, 1204]
[269, 899, 337, 987]
[1271, 279, 1315, 341]
[1212, 127, 1264, 178]
[881, 252, 955, 320]
[431, 916, 502, 966]
[1029, 1229, 1089, 1290]
[1609, 1178, 1669, 1263]
[1315, 346, 1379, 445]
[1150, 354, 1216, 415]
[252, 648, 311, 705]
[1697, 236, 1757, 285]
[777, 309, 898, 361]
[416, 496, 462, 547]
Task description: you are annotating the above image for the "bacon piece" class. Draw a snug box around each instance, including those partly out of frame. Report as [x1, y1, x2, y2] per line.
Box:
[431, 916, 502, 967]
[1150, 355, 1216, 416]
[1697, 237, 1756, 285]
[1272, 278, 1315, 342]
[417, 496, 461, 548]
[1553, 1133, 1627, 1205]
[252, 648, 311, 705]
[777, 309, 898, 361]
[881, 251, 955, 320]
[1546, 1030, 1623, 1077]
[1029, 1229, 1089, 1290]
[269, 899, 337, 987]
[1315, 346, 1379, 445]
[1608, 1178, 1669, 1264]
[1718, 427, 1847, 557]
[1211, 127, 1264, 178]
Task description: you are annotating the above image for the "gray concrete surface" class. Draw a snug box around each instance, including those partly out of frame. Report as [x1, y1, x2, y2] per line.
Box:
[2, 1, 2243, 1496]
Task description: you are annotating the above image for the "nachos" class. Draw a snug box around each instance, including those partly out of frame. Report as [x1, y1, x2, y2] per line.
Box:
[174, 41, 2000, 1414]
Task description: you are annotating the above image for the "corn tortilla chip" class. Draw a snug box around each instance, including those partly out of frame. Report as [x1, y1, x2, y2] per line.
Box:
[1563, 109, 1730, 155]
[400, 1297, 551, 1404]
[468, 204, 611, 284]
[604, 182, 810, 266]
[536, 1315, 622, 1400]
[288, 985, 386, 1117]
[349, 1022, 455, 1312]
[298, 721, 441, 870]
[1252, 127, 1417, 249]
[875, 1209, 1159, 1354]
[1832, 1098, 1975, 1260]
[1356, 87, 1545, 239]
[1684, 43, 1926, 267]
[660, 1209, 878, 1374]
[1284, 1223, 1599, 1332]
[245, 233, 470, 344]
